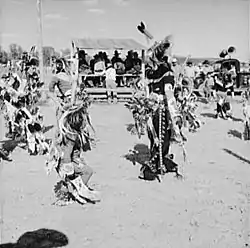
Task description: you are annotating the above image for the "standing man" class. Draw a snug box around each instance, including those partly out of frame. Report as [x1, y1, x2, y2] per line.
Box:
[105, 63, 117, 103]
[171, 58, 181, 84]
[183, 61, 196, 92]
[48, 58, 73, 128]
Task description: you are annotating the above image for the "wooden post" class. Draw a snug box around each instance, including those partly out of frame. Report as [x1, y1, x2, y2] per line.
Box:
[141, 49, 145, 80]
[37, 0, 44, 83]
[70, 41, 79, 105]
[248, 0, 250, 63]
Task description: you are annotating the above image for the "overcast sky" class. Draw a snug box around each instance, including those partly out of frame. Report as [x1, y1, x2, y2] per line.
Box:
[1, 0, 249, 60]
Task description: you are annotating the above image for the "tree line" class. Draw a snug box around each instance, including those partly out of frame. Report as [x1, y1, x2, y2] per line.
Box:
[0, 43, 71, 66]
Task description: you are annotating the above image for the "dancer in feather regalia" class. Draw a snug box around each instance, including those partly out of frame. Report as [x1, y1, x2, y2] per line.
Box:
[175, 86, 202, 132]
[45, 94, 100, 206]
[0, 72, 48, 156]
[126, 35, 186, 181]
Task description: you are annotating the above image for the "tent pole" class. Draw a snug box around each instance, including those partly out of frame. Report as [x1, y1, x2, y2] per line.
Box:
[37, 0, 44, 83]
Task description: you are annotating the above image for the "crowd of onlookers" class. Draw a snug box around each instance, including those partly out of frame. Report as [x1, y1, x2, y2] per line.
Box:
[78, 50, 142, 75]
[74, 52, 250, 89]
[75, 50, 142, 87]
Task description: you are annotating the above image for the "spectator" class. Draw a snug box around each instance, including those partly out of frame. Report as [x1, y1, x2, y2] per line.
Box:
[102, 52, 111, 67]
[112, 50, 125, 87]
[132, 52, 142, 73]
[78, 50, 89, 71]
[111, 50, 123, 65]
[90, 54, 98, 73]
[202, 60, 214, 76]
[203, 72, 215, 100]
[125, 50, 134, 73]
[94, 54, 106, 75]
[183, 61, 196, 91]
[171, 58, 181, 83]
[94, 54, 106, 87]
[105, 63, 117, 103]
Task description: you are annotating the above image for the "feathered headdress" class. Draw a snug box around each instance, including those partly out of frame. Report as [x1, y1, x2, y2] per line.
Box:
[219, 46, 236, 59]
[148, 35, 173, 64]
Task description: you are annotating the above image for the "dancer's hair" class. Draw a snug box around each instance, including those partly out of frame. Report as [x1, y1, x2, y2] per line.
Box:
[65, 107, 87, 133]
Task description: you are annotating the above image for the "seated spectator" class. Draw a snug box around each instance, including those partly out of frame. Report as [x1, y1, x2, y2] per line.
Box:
[94, 54, 106, 75]
[111, 50, 125, 87]
[102, 52, 111, 67]
[132, 52, 142, 73]
[89, 54, 98, 73]
[125, 50, 134, 73]
[78, 50, 89, 72]
[94, 54, 106, 87]
[111, 50, 123, 65]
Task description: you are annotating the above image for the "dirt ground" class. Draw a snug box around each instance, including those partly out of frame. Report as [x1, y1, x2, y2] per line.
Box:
[1, 98, 250, 248]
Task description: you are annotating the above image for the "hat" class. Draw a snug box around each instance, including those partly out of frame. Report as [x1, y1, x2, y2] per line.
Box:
[56, 59, 63, 64]
[79, 50, 87, 55]
[114, 50, 120, 55]
[172, 58, 177, 63]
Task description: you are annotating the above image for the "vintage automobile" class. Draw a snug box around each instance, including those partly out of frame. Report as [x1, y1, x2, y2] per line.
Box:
[213, 57, 250, 89]
[213, 58, 240, 87]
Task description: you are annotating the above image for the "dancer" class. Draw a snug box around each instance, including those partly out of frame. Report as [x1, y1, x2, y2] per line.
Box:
[105, 63, 118, 103]
[48, 58, 73, 111]
[215, 93, 232, 120]
[138, 36, 185, 181]
[46, 102, 100, 205]
[242, 89, 250, 140]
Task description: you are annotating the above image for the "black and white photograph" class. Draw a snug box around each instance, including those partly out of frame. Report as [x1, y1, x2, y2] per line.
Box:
[0, 0, 250, 247]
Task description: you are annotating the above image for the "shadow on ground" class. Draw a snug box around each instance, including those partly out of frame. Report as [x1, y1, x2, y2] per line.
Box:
[200, 113, 216, 119]
[223, 148, 250, 165]
[0, 228, 69, 248]
[231, 116, 243, 123]
[124, 143, 150, 166]
[228, 129, 242, 139]
[0, 139, 23, 153]
[200, 113, 243, 123]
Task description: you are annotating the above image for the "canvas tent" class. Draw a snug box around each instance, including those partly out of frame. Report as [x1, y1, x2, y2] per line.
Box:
[71, 38, 147, 84]
[70, 38, 146, 100]
[72, 38, 146, 51]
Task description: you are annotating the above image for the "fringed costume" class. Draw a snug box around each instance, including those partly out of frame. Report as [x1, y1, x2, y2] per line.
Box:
[125, 35, 186, 181]
[215, 94, 232, 120]
[0, 69, 47, 156]
[45, 100, 100, 206]
[175, 88, 202, 132]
